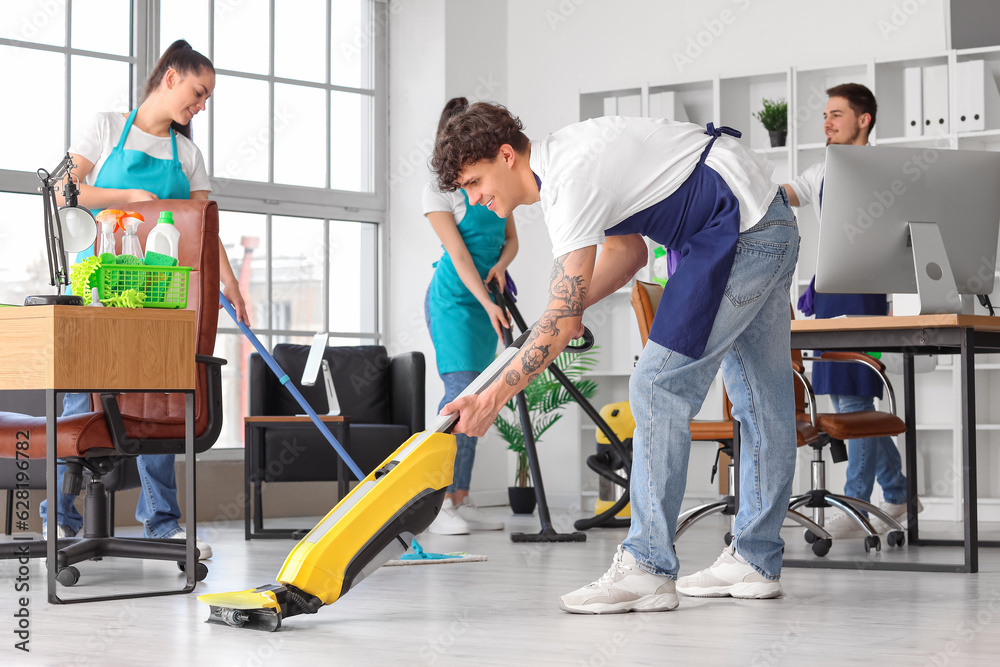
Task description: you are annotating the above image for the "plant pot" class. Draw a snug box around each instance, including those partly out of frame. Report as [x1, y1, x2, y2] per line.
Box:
[508, 486, 537, 515]
[768, 130, 787, 148]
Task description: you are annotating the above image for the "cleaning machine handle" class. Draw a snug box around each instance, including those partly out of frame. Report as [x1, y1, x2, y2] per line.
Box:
[219, 292, 365, 481]
[487, 279, 594, 353]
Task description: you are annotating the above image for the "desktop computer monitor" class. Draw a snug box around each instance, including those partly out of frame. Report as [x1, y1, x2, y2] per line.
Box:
[815, 144, 1000, 315]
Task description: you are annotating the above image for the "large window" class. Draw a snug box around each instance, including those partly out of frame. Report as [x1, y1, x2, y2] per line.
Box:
[0, 1, 387, 449]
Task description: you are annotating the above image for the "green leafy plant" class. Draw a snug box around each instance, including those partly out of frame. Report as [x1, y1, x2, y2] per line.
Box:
[493, 341, 600, 487]
[753, 97, 788, 132]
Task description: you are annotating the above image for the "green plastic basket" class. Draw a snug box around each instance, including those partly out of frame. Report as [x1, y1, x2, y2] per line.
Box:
[97, 264, 191, 309]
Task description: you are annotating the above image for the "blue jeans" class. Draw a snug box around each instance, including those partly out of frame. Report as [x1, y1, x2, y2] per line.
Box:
[829, 394, 908, 508]
[439, 371, 480, 493]
[425, 288, 480, 494]
[39, 393, 183, 537]
[623, 195, 799, 580]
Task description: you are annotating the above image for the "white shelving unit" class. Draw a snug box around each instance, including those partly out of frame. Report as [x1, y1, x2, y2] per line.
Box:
[579, 46, 1000, 520]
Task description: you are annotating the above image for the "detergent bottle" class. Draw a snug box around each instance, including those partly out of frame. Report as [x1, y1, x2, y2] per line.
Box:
[145, 210, 180, 261]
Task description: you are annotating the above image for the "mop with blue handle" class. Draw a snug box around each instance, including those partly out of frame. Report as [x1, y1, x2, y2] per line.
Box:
[220, 292, 475, 563]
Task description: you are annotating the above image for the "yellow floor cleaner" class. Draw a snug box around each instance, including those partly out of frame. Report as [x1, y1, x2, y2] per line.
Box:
[199, 295, 529, 631]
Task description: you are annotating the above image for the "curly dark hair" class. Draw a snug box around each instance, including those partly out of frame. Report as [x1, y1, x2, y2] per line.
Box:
[826, 82, 877, 136]
[432, 102, 530, 192]
[437, 97, 468, 136]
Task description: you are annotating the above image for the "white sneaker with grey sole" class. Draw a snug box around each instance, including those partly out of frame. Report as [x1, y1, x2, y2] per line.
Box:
[427, 498, 470, 535]
[676, 545, 782, 599]
[559, 545, 678, 614]
[454, 497, 504, 530]
[162, 529, 213, 560]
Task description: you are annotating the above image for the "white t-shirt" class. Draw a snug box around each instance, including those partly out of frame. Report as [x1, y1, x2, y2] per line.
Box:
[787, 161, 825, 221]
[69, 112, 211, 193]
[527, 116, 779, 257]
[422, 182, 466, 220]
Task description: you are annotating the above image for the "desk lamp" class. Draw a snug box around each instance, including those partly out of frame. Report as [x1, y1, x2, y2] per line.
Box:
[25, 153, 98, 306]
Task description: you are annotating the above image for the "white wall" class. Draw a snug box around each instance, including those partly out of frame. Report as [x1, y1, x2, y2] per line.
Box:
[388, 0, 950, 507]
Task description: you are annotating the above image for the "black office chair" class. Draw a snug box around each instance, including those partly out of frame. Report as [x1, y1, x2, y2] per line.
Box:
[244, 343, 424, 538]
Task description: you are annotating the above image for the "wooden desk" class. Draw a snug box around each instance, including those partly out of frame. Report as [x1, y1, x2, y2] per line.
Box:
[790, 314, 1000, 573]
[243, 415, 350, 540]
[0, 306, 196, 602]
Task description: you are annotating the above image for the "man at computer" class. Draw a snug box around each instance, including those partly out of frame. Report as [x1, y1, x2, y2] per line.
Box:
[783, 83, 921, 538]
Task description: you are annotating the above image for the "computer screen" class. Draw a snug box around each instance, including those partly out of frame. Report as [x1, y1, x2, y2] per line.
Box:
[816, 144, 1000, 315]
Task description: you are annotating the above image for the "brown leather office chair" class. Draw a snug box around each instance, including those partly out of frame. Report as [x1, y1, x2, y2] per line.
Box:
[631, 280, 829, 551]
[789, 336, 908, 553]
[0, 199, 226, 595]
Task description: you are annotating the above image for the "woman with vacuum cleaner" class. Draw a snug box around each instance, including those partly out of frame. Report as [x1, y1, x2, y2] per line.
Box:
[40, 40, 248, 557]
[424, 97, 518, 535]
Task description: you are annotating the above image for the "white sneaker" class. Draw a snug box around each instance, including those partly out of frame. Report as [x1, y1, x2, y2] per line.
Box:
[164, 529, 213, 560]
[871, 497, 924, 533]
[454, 497, 504, 531]
[676, 546, 782, 599]
[819, 510, 868, 539]
[41, 524, 77, 540]
[428, 498, 470, 535]
[559, 545, 678, 614]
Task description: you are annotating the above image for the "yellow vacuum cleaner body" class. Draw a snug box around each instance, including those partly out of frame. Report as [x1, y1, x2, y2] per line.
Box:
[278, 430, 455, 602]
[200, 328, 531, 632]
[199, 430, 455, 631]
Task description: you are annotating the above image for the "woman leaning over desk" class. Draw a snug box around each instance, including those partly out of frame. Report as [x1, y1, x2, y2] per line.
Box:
[40, 40, 247, 558]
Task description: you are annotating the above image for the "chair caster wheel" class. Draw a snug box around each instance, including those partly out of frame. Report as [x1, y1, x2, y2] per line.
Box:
[804, 530, 817, 544]
[864, 535, 881, 553]
[56, 566, 80, 587]
[724, 532, 733, 546]
[178, 560, 209, 581]
[887, 530, 905, 547]
[811, 538, 832, 557]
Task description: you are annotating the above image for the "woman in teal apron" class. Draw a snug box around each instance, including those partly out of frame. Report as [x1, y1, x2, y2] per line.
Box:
[423, 98, 519, 535]
[41, 40, 244, 558]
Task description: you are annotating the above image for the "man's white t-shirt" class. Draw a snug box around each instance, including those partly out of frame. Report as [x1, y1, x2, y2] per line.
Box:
[787, 161, 825, 221]
[70, 112, 211, 192]
[422, 182, 466, 220]
[527, 116, 779, 257]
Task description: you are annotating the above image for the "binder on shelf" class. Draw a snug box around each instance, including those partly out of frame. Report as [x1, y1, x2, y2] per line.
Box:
[648, 91, 689, 122]
[603, 96, 617, 117]
[904, 66, 923, 137]
[955, 59, 1000, 134]
[922, 65, 949, 136]
[617, 93, 641, 117]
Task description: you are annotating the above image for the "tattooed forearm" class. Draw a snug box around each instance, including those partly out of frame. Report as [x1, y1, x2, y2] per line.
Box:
[535, 254, 587, 338]
[522, 342, 551, 374]
[505, 369, 521, 386]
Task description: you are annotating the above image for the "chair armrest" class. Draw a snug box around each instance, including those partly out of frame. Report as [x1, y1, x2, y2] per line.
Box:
[792, 368, 817, 425]
[807, 352, 898, 415]
[389, 352, 425, 433]
[100, 354, 227, 456]
[818, 351, 886, 373]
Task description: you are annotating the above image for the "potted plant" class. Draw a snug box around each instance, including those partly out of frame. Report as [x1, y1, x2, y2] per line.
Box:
[753, 97, 788, 147]
[493, 341, 599, 514]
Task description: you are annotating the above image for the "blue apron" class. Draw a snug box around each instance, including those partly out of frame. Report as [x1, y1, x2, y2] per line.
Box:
[427, 190, 507, 374]
[606, 123, 742, 360]
[77, 108, 191, 260]
[810, 177, 888, 397]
